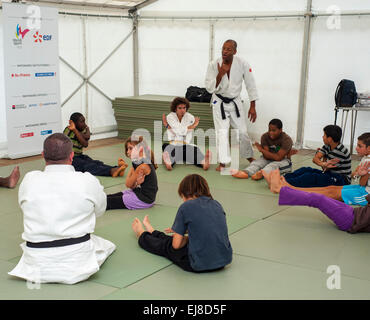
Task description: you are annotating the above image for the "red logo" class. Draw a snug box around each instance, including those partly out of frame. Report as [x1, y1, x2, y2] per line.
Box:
[249, 68, 252, 72]
[33, 31, 42, 43]
[20, 132, 34, 138]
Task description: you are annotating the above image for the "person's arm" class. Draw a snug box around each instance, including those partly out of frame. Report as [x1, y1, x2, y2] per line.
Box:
[172, 232, 189, 250]
[166, 113, 189, 136]
[255, 143, 289, 161]
[69, 120, 90, 148]
[187, 117, 199, 130]
[312, 150, 339, 170]
[125, 164, 150, 189]
[357, 161, 370, 187]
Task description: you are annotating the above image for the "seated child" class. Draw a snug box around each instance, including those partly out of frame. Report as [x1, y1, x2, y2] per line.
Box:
[63, 112, 127, 177]
[0, 166, 20, 189]
[283, 125, 351, 188]
[277, 186, 370, 233]
[106, 136, 158, 210]
[264, 132, 370, 206]
[231, 118, 293, 180]
[162, 97, 211, 171]
[132, 174, 233, 273]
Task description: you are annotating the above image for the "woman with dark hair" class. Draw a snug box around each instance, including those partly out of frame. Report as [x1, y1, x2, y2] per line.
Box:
[161, 97, 211, 171]
[132, 174, 233, 273]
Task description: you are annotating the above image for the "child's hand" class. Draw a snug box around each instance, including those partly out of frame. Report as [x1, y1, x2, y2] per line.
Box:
[254, 142, 263, 152]
[162, 114, 168, 128]
[68, 120, 76, 131]
[357, 161, 370, 176]
[325, 158, 340, 169]
[164, 228, 174, 234]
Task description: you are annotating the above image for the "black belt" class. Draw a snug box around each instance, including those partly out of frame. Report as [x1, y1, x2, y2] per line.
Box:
[215, 94, 240, 120]
[26, 233, 90, 248]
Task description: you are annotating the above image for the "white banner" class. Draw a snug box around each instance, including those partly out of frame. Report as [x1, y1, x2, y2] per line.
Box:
[2, 3, 61, 159]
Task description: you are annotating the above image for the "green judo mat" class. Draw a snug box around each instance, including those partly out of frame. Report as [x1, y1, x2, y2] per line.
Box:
[0, 143, 369, 300]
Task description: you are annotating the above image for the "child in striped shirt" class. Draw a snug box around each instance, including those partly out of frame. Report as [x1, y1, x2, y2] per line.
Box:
[283, 125, 351, 188]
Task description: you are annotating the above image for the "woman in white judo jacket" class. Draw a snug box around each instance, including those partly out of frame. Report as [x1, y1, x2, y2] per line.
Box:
[8, 133, 116, 284]
[205, 39, 259, 171]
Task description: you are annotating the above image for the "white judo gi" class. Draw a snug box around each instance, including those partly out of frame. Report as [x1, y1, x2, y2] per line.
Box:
[9, 165, 116, 285]
[205, 55, 259, 164]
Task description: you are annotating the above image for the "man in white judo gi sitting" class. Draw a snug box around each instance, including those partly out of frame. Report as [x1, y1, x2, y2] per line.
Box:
[9, 133, 116, 285]
[205, 39, 259, 172]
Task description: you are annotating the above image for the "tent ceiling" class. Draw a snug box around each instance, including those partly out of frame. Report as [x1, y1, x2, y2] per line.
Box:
[2, 0, 157, 12]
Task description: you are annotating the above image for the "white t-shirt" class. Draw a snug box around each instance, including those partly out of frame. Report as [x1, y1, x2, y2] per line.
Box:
[18, 164, 107, 242]
[359, 155, 370, 193]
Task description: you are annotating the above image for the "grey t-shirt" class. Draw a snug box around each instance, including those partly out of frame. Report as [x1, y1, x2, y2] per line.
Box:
[172, 196, 233, 271]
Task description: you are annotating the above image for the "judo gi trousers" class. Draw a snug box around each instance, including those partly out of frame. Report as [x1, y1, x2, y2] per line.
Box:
[212, 95, 254, 164]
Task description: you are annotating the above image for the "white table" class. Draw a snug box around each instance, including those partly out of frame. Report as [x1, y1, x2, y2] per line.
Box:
[334, 104, 370, 154]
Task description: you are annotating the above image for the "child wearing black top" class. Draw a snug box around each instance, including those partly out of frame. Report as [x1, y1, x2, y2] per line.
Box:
[132, 174, 233, 272]
[106, 136, 158, 210]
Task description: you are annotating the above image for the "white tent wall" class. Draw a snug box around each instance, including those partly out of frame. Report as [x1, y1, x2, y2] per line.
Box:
[312, 0, 370, 12]
[59, 15, 133, 140]
[304, 15, 370, 150]
[0, 14, 6, 157]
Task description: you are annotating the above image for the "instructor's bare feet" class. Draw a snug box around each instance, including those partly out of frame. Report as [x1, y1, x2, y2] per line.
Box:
[231, 170, 249, 179]
[162, 152, 172, 171]
[143, 215, 154, 233]
[132, 218, 145, 238]
[270, 169, 284, 193]
[251, 170, 263, 180]
[202, 150, 211, 171]
[216, 163, 225, 172]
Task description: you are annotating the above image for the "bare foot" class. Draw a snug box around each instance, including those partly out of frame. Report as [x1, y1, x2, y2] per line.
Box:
[162, 152, 172, 171]
[261, 170, 272, 187]
[231, 170, 249, 179]
[216, 163, 225, 172]
[251, 170, 263, 180]
[132, 218, 145, 238]
[112, 165, 127, 177]
[202, 150, 211, 171]
[143, 215, 154, 233]
[7, 166, 20, 188]
[270, 169, 283, 193]
[118, 158, 128, 168]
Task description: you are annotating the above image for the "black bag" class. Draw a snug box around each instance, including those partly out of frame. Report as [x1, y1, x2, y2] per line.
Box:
[185, 86, 212, 103]
[335, 79, 357, 108]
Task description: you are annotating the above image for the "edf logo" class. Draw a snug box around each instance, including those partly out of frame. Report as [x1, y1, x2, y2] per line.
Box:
[33, 31, 52, 43]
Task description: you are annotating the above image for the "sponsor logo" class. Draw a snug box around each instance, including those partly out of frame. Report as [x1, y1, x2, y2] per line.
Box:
[20, 132, 34, 138]
[29, 104, 38, 108]
[16, 24, 30, 39]
[35, 72, 55, 77]
[41, 130, 53, 135]
[33, 31, 52, 43]
[39, 102, 58, 107]
[12, 104, 27, 110]
[12, 73, 31, 78]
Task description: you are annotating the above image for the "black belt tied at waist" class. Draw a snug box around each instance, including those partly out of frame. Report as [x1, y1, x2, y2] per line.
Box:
[215, 94, 240, 120]
[26, 233, 90, 248]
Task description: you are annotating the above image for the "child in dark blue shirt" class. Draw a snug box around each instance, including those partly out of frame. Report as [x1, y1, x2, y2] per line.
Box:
[132, 174, 233, 272]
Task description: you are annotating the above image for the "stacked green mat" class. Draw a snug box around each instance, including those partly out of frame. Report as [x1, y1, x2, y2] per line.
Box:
[112, 95, 214, 143]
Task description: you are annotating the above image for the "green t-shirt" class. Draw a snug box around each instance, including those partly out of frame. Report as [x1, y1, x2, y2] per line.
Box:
[63, 126, 86, 155]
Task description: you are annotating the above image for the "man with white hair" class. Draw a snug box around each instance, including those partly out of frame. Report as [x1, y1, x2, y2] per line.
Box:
[9, 133, 116, 284]
[205, 39, 259, 171]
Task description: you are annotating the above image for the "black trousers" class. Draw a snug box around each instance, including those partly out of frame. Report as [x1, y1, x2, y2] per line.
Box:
[106, 192, 128, 210]
[162, 143, 204, 168]
[138, 231, 225, 273]
[73, 154, 116, 176]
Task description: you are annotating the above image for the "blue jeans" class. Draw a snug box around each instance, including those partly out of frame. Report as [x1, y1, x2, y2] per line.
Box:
[284, 167, 350, 188]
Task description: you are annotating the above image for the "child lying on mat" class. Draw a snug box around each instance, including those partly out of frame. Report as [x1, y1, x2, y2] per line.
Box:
[263, 132, 370, 207]
[106, 136, 158, 210]
[132, 174, 233, 273]
[64, 112, 127, 177]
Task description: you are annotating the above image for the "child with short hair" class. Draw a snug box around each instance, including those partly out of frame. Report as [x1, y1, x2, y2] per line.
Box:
[106, 136, 158, 210]
[283, 124, 351, 187]
[132, 174, 233, 272]
[231, 118, 293, 180]
[162, 97, 211, 171]
[265, 132, 370, 206]
[63, 112, 127, 177]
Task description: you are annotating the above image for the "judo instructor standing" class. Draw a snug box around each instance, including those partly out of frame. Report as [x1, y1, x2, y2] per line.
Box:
[9, 133, 116, 284]
[205, 39, 259, 171]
